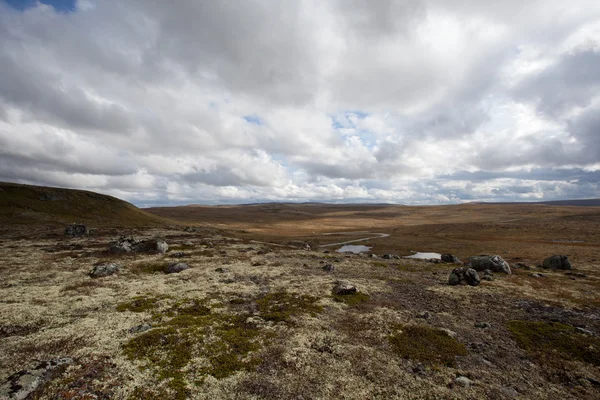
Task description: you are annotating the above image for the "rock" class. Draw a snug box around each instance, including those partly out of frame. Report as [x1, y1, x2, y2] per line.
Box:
[469, 255, 511, 274]
[382, 254, 400, 260]
[89, 262, 120, 278]
[323, 250, 331, 254]
[322, 264, 335, 272]
[166, 263, 189, 274]
[441, 253, 461, 263]
[333, 281, 357, 295]
[542, 255, 572, 270]
[287, 241, 311, 250]
[64, 224, 89, 236]
[513, 262, 531, 270]
[170, 252, 190, 258]
[215, 267, 229, 273]
[576, 327, 593, 335]
[0, 358, 73, 400]
[565, 272, 587, 278]
[109, 236, 168, 254]
[448, 267, 480, 286]
[183, 241, 194, 247]
[482, 269, 495, 281]
[129, 324, 152, 334]
[454, 376, 473, 388]
[416, 311, 431, 319]
[475, 321, 491, 329]
[441, 328, 457, 339]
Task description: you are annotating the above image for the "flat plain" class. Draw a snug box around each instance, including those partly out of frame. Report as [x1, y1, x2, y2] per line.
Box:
[1, 184, 599, 399]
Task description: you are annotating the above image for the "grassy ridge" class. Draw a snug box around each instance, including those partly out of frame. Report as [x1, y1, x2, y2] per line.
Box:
[0, 181, 167, 227]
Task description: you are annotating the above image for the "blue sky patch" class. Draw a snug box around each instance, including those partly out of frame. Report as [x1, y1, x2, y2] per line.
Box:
[3, 0, 76, 12]
[243, 115, 263, 125]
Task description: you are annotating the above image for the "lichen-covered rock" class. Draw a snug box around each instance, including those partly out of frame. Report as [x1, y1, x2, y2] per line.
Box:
[0, 358, 73, 400]
[65, 224, 89, 236]
[109, 236, 138, 252]
[542, 255, 572, 270]
[89, 262, 120, 278]
[469, 255, 511, 274]
[166, 262, 189, 274]
[448, 267, 480, 286]
[333, 281, 357, 295]
[441, 253, 461, 263]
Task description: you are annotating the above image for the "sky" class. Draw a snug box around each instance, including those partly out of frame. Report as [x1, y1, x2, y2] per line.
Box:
[1, 0, 600, 206]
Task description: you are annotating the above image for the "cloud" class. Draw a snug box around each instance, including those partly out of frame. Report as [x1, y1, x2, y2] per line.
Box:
[0, 0, 600, 205]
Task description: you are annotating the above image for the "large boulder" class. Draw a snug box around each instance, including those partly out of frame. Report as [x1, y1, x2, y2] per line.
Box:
[469, 255, 511, 274]
[333, 281, 357, 295]
[89, 262, 120, 278]
[542, 255, 572, 270]
[65, 224, 89, 236]
[448, 267, 481, 286]
[441, 253, 461, 263]
[109, 237, 168, 254]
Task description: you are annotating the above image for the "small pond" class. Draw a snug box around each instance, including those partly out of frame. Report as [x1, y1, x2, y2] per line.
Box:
[404, 252, 442, 260]
[337, 245, 372, 254]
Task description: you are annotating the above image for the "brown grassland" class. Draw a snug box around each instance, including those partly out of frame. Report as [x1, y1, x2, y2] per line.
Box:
[1, 184, 599, 399]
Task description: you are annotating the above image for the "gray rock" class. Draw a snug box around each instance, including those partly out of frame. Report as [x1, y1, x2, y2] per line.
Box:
[441, 253, 461, 263]
[183, 241, 195, 247]
[322, 264, 335, 272]
[382, 254, 400, 260]
[542, 255, 572, 270]
[454, 376, 473, 388]
[215, 267, 229, 273]
[129, 324, 152, 334]
[0, 358, 73, 400]
[416, 311, 431, 319]
[333, 281, 357, 295]
[576, 327, 593, 335]
[475, 321, 491, 329]
[64, 224, 89, 236]
[482, 269, 495, 281]
[448, 267, 480, 286]
[109, 236, 168, 254]
[170, 252, 190, 258]
[287, 241, 311, 250]
[441, 328, 457, 339]
[166, 263, 189, 274]
[469, 255, 511, 274]
[513, 262, 531, 270]
[529, 273, 546, 278]
[89, 262, 120, 278]
[109, 236, 138, 252]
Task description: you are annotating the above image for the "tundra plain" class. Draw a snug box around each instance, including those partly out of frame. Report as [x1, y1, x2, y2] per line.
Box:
[1, 186, 599, 399]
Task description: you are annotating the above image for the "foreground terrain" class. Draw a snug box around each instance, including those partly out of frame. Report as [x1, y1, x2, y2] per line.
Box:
[1, 185, 599, 399]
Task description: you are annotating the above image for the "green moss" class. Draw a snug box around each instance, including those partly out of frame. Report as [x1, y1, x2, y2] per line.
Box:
[122, 299, 268, 397]
[332, 292, 370, 306]
[116, 296, 165, 313]
[507, 320, 600, 366]
[255, 292, 323, 323]
[389, 325, 468, 367]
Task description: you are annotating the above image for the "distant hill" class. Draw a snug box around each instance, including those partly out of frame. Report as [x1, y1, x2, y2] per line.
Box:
[483, 199, 600, 207]
[0, 182, 168, 227]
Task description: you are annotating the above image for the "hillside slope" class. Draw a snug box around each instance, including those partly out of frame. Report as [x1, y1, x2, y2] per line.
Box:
[0, 182, 168, 228]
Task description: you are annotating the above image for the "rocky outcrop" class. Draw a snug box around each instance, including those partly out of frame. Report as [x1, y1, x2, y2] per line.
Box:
[65, 224, 89, 236]
[89, 262, 120, 278]
[542, 255, 572, 270]
[441, 253, 461, 263]
[0, 358, 73, 400]
[109, 237, 168, 254]
[469, 255, 511, 274]
[448, 267, 480, 286]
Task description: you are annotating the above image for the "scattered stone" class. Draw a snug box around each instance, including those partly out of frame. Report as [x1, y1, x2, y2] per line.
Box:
[0, 358, 73, 400]
[323, 250, 331, 254]
[368, 253, 377, 258]
[441, 328, 457, 339]
[65, 224, 89, 236]
[542, 255, 572, 270]
[441, 253, 461, 263]
[411, 363, 426, 375]
[454, 376, 473, 388]
[166, 263, 189, 274]
[475, 321, 491, 329]
[251, 261, 264, 266]
[89, 262, 120, 278]
[448, 267, 481, 286]
[183, 241, 195, 247]
[469, 255, 511, 274]
[382, 254, 399, 259]
[416, 311, 431, 319]
[287, 241, 311, 250]
[129, 324, 152, 334]
[322, 264, 335, 272]
[576, 327, 594, 335]
[333, 281, 357, 295]
[513, 262, 531, 270]
[499, 387, 519, 398]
